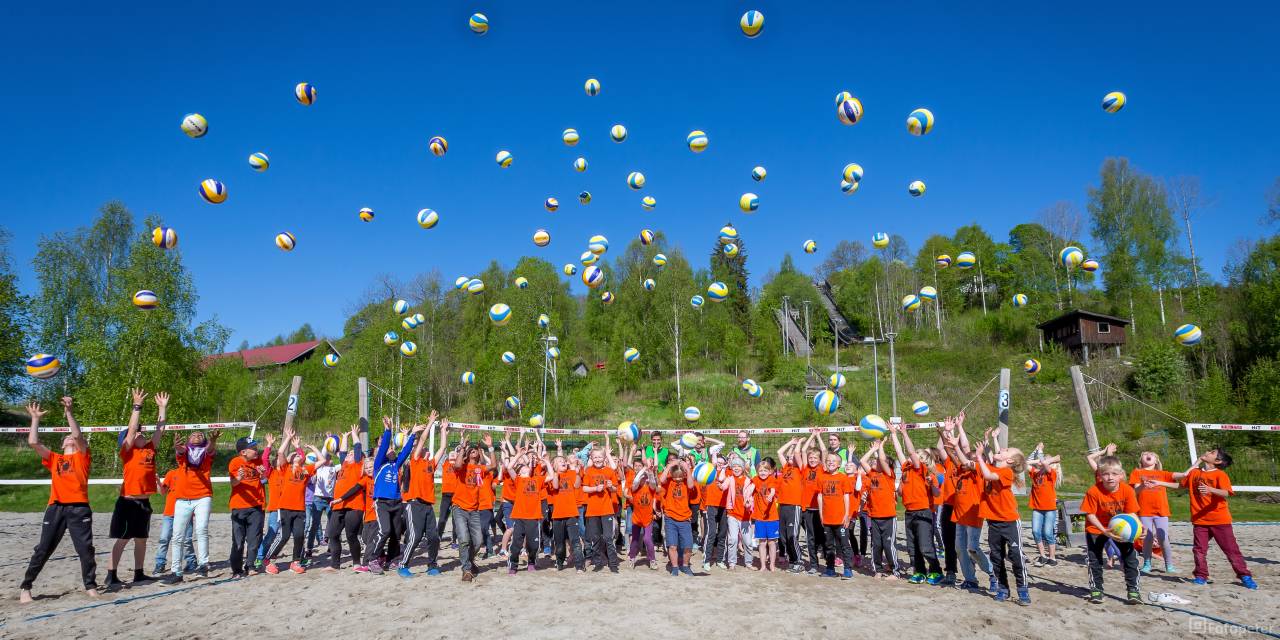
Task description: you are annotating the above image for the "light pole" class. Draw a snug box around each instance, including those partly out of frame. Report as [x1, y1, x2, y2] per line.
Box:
[540, 335, 558, 421]
[864, 336, 880, 415]
[886, 331, 899, 418]
[801, 300, 812, 370]
[781, 295, 791, 356]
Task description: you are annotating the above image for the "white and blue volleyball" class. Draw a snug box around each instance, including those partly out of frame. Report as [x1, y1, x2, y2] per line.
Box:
[489, 303, 512, 326]
[466, 279, 485, 294]
[1108, 513, 1142, 543]
[643, 278, 655, 291]
[837, 96, 864, 125]
[248, 152, 269, 172]
[739, 193, 759, 212]
[611, 124, 628, 143]
[461, 371, 476, 385]
[1059, 246, 1084, 268]
[501, 351, 516, 365]
[690, 295, 704, 308]
[584, 78, 601, 96]
[588, 234, 609, 255]
[25, 354, 61, 380]
[383, 331, 399, 346]
[739, 10, 764, 37]
[624, 347, 639, 363]
[132, 290, 158, 310]
[752, 166, 767, 182]
[912, 400, 930, 417]
[908, 180, 927, 197]
[707, 281, 729, 301]
[496, 150, 513, 168]
[1174, 323, 1202, 346]
[683, 406, 702, 422]
[859, 414, 888, 439]
[1102, 91, 1127, 113]
[562, 128, 580, 146]
[417, 209, 439, 229]
[843, 163, 864, 184]
[627, 171, 645, 190]
[323, 353, 340, 368]
[581, 265, 605, 289]
[653, 253, 667, 267]
[687, 130, 709, 152]
[181, 113, 208, 138]
[906, 108, 935, 136]
[956, 252, 977, 269]
[617, 421, 640, 442]
[399, 341, 418, 357]
[1012, 293, 1028, 307]
[393, 299, 410, 315]
[813, 390, 839, 415]
[469, 13, 488, 34]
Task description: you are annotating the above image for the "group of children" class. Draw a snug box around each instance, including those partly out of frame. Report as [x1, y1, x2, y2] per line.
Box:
[15, 393, 1261, 606]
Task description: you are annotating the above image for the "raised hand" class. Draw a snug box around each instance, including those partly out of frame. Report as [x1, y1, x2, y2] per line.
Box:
[131, 388, 147, 406]
[154, 391, 170, 409]
[61, 396, 73, 411]
[482, 434, 493, 448]
[26, 401, 47, 420]
[266, 433, 277, 448]
[382, 416, 394, 430]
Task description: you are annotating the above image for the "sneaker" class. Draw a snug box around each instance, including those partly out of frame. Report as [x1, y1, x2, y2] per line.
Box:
[154, 565, 166, 575]
[823, 569, 837, 578]
[1242, 576, 1259, 590]
[450, 543, 458, 550]
[427, 568, 441, 576]
[926, 573, 943, 586]
[265, 563, 280, 575]
[680, 566, 694, 576]
[1046, 558, 1059, 567]
[1033, 556, 1046, 568]
[941, 573, 956, 586]
[702, 562, 712, 572]
[160, 573, 183, 585]
[959, 580, 981, 592]
[462, 571, 474, 582]
[1164, 564, 1178, 574]
[132, 573, 157, 584]
[397, 567, 413, 579]
[197, 565, 209, 579]
[835, 557, 844, 567]
[103, 576, 125, 592]
[289, 562, 305, 574]
[387, 562, 401, 571]
[993, 589, 1009, 603]
[806, 567, 819, 576]
[842, 569, 853, 581]
[231, 572, 245, 579]
[717, 562, 728, 570]
[1141, 560, 1152, 574]
[670, 567, 680, 577]
[368, 561, 384, 575]
[1192, 577, 1208, 586]
[788, 565, 804, 574]
[989, 577, 999, 593]
[1126, 591, 1141, 605]
[1088, 590, 1104, 604]
[852, 556, 863, 568]
[1017, 587, 1031, 606]
[253, 559, 263, 570]
[908, 573, 925, 584]
[353, 565, 370, 573]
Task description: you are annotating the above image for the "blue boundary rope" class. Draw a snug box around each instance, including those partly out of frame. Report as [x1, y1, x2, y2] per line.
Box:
[8, 576, 237, 627]
[1146, 603, 1280, 638]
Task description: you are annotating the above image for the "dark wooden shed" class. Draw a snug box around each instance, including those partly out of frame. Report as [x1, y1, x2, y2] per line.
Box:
[1036, 309, 1129, 363]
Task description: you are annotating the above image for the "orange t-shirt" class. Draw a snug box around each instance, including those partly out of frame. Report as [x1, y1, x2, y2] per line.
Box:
[44, 451, 91, 505]
[900, 462, 931, 511]
[441, 460, 458, 494]
[331, 462, 365, 512]
[533, 465, 549, 501]
[687, 483, 700, 509]
[162, 469, 182, 516]
[727, 475, 750, 520]
[275, 464, 315, 512]
[500, 474, 516, 504]
[511, 476, 545, 520]
[801, 465, 823, 510]
[265, 468, 284, 512]
[818, 471, 852, 525]
[703, 470, 727, 508]
[938, 461, 957, 506]
[451, 463, 485, 511]
[979, 465, 1019, 522]
[119, 442, 157, 496]
[174, 454, 214, 500]
[1129, 468, 1173, 517]
[362, 478, 377, 523]
[752, 475, 781, 521]
[1081, 482, 1139, 534]
[582, 466, 618, 517]
[864, 467, 897, 518]
[1028, 466, 1058, 511]
[631, 482, 657, 527]
[777, 463, 804, 506]
[662, 477, 692, 522]
[228, 455, 267, 509]
[1182, 468, 1234, 526]
[404, 458, 437, 504]
[551, 470, 580, 519]
[951, 466, 984, 527]
[478, 469, 496, 511]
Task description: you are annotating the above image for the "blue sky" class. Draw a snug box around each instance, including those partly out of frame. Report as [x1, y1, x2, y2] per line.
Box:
[2, 2, 1276, 349]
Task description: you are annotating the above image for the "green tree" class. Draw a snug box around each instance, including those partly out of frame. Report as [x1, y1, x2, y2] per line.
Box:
[0, 227, 29, 399]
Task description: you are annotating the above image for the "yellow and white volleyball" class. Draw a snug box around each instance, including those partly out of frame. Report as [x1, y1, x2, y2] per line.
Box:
[461, 371, 476, 385]
[955, 252, 977, 268]
[919, 286, 937, 301]
[469, 12, 488, 34]
[322, 436, 340, 457]
[1012, 293, 1029, 307]
[1108, 513, 1143, 543]
[859, 414, 888, 439]
[813, 390, 840, 415]
[718, 225, 739, 244]
[514, 276, 529, 289]
[578, 191, 592, 205]
[751, 166, 767, 182]
[383, 331, 399, 346]
[841, 179, 859, 195]
[563, 263, 578, 276]
[902, 294, 922, 312]
[537, 313, 550, 329]
[580, 250, 599, 266]
[1023, 358, 1041, 376]
[843, 163, 864, 184]
[294, 82, 316, 106]
[747, 383, 764, 398]
[624, 347, 639, 363]
[152, 226, 178, 250]
[466, 279, 485, 294]
[180, 113, 208, 138]
[692, 462, 716, 485]
[501, 351, 516, 365]
[912, 400, 931, 416]
[199, 178, 227, 204]
[582, 265, 605, 289]
[803, 239, 818, 254]
[528, 414, 544, 428]
[428, 136, 448, 157]
[678, 432, 699, 450]
[496, 150, 513, 168]
[533, 229, 551, 247]
[248, 152, 269, 172]
[546, 346, 561, 361]
[906, 108, 935, 136]
[359, 207, 375, 222]
[393, 299, 410, 315]
[413, 313, 425, 324]
[627, 171, 645, 190]
[417, 208, 439, 229]
[610, 124, 628, 143]
[690, 295, 704, 308]
[739, 193, 759, 213]
[400, 341, 418, 357]
[1059, 245, 1084, 268]
[600, 291, 615, 305]
[401, 317, 419, 331]
[706, 281, 729, 301]
[683, 406, 702, 422]
[834, 91, 853, 106]
[275, 231, 297, 252]
[25, 354, 61, 380]
[687, 130, 709, 153]
[1174, 323, 1203, 346]
[617, 422, 640, 442]
[739, 10, 764, 37]
[573, 157, 588, 172]
[504, 396, 520, 410]
[454, 276, 470, 290]
[722, 243, 739, 257]
[391, 432, 408, 450]
[653, 253, 667, 267]
[837, 97, 864, 126]
[1081, 258, 1100, 273]
[544, 197, 559, 212]
[741, 379, 759, 395]
[562, 128, 580, 146]
[1102, 91, 1126, 113]
[641, 196, 656, 211]
[908, 180, 927, 197]
[872, 232, 890, 248]
[584, 78, 601, 96]
[643, 278, 656, 291]
[935, 254, 952, 268]
[828, 372, 847, 389]
[323, 353, 340, 369]
[588, 234, 609, 254]
[132, 290, 158, 310]
[639, 229, 655, 245]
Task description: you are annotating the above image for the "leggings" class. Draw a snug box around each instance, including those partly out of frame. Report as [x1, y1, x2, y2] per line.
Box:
[401, 500, 441, 570]
[869, 516, 897, 574]
[266, 509, 306, 562]
[858, 512, 871, 556]
[1138, 515, 1170, 564]
[629, 523, 655, 563]
[509, 519, 540, 569]
[778, 504, 802, 564]
[938, 505, 957, 574]
[803, 509, 826, 569]
[987, 520, 1029, 591]
[326, 509, 363, 569]
[435, 492, 453, 539]
[552, 517, 585, 570]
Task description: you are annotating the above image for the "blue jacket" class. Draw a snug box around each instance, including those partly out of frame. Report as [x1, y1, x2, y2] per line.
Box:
[372, 431, 415, 500]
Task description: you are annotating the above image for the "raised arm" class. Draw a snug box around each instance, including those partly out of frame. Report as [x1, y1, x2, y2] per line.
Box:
[396, 424, 424, 467]
[899, 423, 922, 468]
[814, 428, 829, 457]
[122, 388, 147, 451]
[604, 434, 617, 470]
[373, 421, 392, 469]
[874, 439, 892, 475]
[483, 434, 498, 471]
[1085, 443, 1114, 472]
[61, 396, 85, 447]
[888, 425, 908, 466]
[25, 402, 51, 459]
[974, 444, 1000, 482]
[153, 391, 170, 443]
[431, 420, 450, 462]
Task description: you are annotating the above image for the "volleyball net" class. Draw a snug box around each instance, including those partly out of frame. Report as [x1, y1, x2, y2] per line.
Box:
[1184, 423, 1280, 492]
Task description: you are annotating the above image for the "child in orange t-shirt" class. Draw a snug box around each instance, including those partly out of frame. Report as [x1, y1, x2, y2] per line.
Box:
[503, 449, 551, 574]
[1080, 454, 1140, 604]
[941, 424, 994, 592]
[862, 439, 897, 577]
[626, 458, 660, 569]
[155, 468, 196, 575]
[816, 452, 855, 579]
[659, 456, 696, 576]
[975, 438, 1029, 605]
[1128, 450, 1176, 574]
[549, 447, 585, 572]
[1163, 448, 1255, 589]
[751, 458, 782, 572]
[263, 429, 318, 575]
[724, 455, 755, 570]
[581, 437, 621, 573]
[326, 427, 366, 572]
[1028, 442, 1062, 567]
[889, 424, 943, 584]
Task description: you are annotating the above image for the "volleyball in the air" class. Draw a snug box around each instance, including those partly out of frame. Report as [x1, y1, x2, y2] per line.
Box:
[908, 181, 927, 197]
[537, 313, 550, 329]
[739, 10, 764, 37]
[489, 303, 512, 326]
[687, 130, 709, 153]
[723, 243, 739, 257]
[1059, 246, 1084, 268]
[429, 136, 448, 157]
[584, 78, 600, 96]
[469, 13, 488, 34]
[837, 97, 864, 125]
[859, 414, 888, 439]
[574, 157, 588, 172]
[181, 113, 208, 138]
[600, 291, 614, 304]
[813, 390, 839, 415]
[643, 278, 655, 291]
[690, 295, 704, 308]
[693, 462, 716, 486]
[611, 124, 628, 143]
[1081, 258, 1100, 273]
[417, 209, 439, 229]
[719, 225, 739, 244]
[357, 207, 374, 223]
[400, 341, 418, 357]
[843, 163, 864, 184]
[461, 371, 475, 385]
[400, 319, 419, 332]
[545, 197, 559, 212]
[1012, 293, 1028, 307]
[912, 400, 930, 417]
[562, 128, 579, 146]
[583, 253, 600, 270]
[466, 279, 485, 295]
[248, 152, 269, 172]
[683, 406, 701, 422]
[393, 299, 410, 315]
[588, 234, 609, 254]
[199, 179, 226, 204]
[514, 276, 529, 289]
[707, 281, 729, 301]
[653, 254, 667, 267]
[627, 172, 645, 190]
[803, 240, 817, 254]
[132, 290, 158, 310]
[582, 265, 605, 289]
[902, 294, 922, 312]
[324, 434, 340, 453]
[1108, 513, 1142, 543]
[624, 347, 639, 363]
[413, 313, 425, 324]
[533, 229, 551, 247]
[907, 108, 935, 136]
[505, 396, 520, 410]
[829, 373, 846, 389]
[1174, 324, 1202, 346]
[454, 276, 469, 290]
[617, 422, 640, 442]
[305, 452, 318, 465]
[747, 384, 763, 398]
[741, 379, 759, 395]
[547, 346, 561, 360]
[496, 150, 513, 168]
[639, 229, 655, 245]
[152, 226, 178, 250]
[527, 414, 543, 428]
[383, 331, 399, 346]
[641, 196, 656, 211]
[579, 191, 592, 205]
[275, 232, 296, 252]
[679, 432, 699, 449]
[502, 351, 516, 364]
[323, 353, 340, 369]
[1024, 359, 1041, 376]
[919, 286, 937, 301]
[295, 82, 316, 105]
[936, 254, 951, 268]
[841, 180, 859, 195]
[872, 232, 890, 248]
[1102, 91, 1126, 113]
[739, 193, 759, 212]
[956, 252, 976, 268]
[748, 166, 767, 183]
[563, 263, 578, 277]
[25, 354, 60, 380]
[392, 432, 408, 449]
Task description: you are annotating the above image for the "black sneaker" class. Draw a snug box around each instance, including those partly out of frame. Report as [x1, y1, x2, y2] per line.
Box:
[1088, 591, 1104, 604]
[1126, 591, 1141, 605]
[160, 573, 184, 585]
[197, 565, 210, 579]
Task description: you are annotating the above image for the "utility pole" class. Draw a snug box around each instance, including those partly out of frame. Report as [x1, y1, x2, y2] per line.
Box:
[781, 295, 791, 356]
[868, 337, 881, 415]
[1070, 365, 1100, 452]
[357, 377, 369, 450]
[996, 368, 1010, 450]
[886, 332, 898, 417]
[802, 300, 812, 370]
[977, 262, 988, 315]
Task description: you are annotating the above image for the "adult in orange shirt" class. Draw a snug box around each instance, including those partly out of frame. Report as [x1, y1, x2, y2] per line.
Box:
[659, 456, 695, 576]
[775, 437, 806, 571]
[19, 400, 97, 604]
[155, 468, 195, 576]
[1080, 454, 1141, 604]
[581, 435, 621, 573]
[749, 457, 782, 572]
[503, 449, 551, 573]
[400, 415, 446, 576]
[326, 427, 366, 572]
[1027, 443, 1063, 568]
[816, 452, 855, 579]
[889, 423, 943, 584]
[161, 414, 222, 584]
[626, 458, 659, 569]
[105, 389, 161, 590]
[1151, 448, 1254, 589]
[1128, 451, 1176, 574]
[263, 428, 319, 575]
[450, 433, 498, 582]
[548, 446, 584, 572]
[227, 423, 272, 578]
[975, 439, 1030, 605]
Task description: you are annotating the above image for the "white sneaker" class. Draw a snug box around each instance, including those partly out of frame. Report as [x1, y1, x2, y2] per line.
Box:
[1147, 592, 1191, 605]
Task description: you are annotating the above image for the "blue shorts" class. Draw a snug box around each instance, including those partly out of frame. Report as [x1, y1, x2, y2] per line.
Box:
[755, 520, 780, 540]
[501, 501, 514, 528]
[664, 518, 693, 550]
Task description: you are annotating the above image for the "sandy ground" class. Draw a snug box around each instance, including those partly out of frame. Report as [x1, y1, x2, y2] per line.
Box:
[0, 512, 1276, 639]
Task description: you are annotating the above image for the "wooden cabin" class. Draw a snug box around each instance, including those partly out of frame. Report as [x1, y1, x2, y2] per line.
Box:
[1036, 310, 1129, 364]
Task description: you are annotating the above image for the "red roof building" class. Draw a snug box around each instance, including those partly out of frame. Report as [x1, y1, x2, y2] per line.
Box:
[204, 340, 333, 370]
